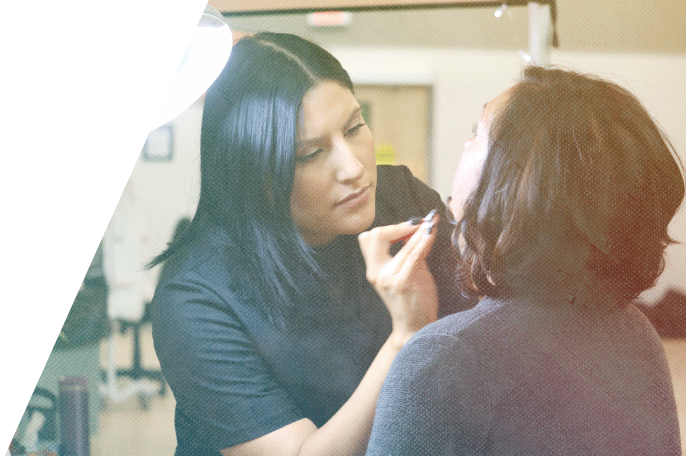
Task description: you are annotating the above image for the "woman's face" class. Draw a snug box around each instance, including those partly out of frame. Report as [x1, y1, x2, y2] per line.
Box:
[291, 81, 377, 246]
[450, 89, 510, 222]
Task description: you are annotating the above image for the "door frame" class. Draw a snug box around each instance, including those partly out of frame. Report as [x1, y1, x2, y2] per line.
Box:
[331, 50, 436, 185]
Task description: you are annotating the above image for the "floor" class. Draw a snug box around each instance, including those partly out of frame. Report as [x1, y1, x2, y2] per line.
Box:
[91, 325, 176, 456]
[90, 325, 686, 456]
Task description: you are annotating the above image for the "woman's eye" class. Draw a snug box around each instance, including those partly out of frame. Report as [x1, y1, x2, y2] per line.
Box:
[296, 148, 324, 163]
[345, 123, 366, 137]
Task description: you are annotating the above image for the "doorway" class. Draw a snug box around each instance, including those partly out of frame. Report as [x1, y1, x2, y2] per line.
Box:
[354, 84, 432, 184]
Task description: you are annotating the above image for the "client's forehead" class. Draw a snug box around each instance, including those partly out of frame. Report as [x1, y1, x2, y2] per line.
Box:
[482, 87, 513, 124]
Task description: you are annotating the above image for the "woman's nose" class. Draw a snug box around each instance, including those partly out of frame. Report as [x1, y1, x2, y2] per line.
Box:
[334, 141, 365, 183]
[464, 137, 476, 150]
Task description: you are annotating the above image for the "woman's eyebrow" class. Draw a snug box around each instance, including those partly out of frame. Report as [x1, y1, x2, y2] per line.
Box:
[297, 135, 324, 149]
[296, 106, 364, 148]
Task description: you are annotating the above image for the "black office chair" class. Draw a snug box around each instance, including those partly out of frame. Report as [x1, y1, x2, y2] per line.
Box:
[110, 312, 167, 409]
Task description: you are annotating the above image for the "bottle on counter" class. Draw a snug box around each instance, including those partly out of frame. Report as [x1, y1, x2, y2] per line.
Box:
[58, 377, 90, 456]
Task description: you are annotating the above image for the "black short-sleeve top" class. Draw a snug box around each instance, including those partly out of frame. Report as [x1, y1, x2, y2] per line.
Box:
[151, 165, 474, 455]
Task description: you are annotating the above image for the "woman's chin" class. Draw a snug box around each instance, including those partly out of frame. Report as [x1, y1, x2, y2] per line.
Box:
[347, 205, 377, 236]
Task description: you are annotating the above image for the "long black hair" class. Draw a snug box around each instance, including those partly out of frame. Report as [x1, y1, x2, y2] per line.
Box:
[149, 33, 355, 325]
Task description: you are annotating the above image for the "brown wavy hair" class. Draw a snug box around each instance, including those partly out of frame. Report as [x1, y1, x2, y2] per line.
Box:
[455, 66, 685, 305]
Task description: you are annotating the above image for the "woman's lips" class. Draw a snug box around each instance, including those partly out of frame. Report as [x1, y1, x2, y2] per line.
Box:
[336, 185, 371, 208]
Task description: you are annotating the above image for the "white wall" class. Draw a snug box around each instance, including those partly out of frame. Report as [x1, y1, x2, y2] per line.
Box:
[130, 48, 686, 302]
[126, 102, 203, 287]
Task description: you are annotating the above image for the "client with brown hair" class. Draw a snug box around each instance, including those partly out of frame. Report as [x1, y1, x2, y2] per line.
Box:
[362, 66, 684, 455]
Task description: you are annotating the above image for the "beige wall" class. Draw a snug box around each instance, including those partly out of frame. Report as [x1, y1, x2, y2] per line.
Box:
[222, 0, 686, 54]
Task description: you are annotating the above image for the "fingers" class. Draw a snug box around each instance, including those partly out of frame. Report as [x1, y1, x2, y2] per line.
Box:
[358, 223, 416, 248]
[382, 215, 438, 281]
[359, 226, 416, 284]
[358, 210, 439, 284]
[358, 211, 441, 339]
[389, 212, 438, 270]
[358, 209, 437, 251]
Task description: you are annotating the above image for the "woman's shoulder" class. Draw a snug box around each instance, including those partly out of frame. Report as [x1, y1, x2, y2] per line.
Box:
[376, 164, 426, 193]
[151, 225, 245, 316]
[374, 165, 442, 225]
[157, 225, 235, 280]
[377, 303, 499, 417]
[410, 298, 503, 342]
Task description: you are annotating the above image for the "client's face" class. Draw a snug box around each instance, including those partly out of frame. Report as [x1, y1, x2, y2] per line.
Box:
[291, 81, 377, 246]
[450, 89, 511, 222]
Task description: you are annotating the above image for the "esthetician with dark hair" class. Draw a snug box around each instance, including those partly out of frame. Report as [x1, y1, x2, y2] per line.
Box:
[148, 32, 474, 456]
